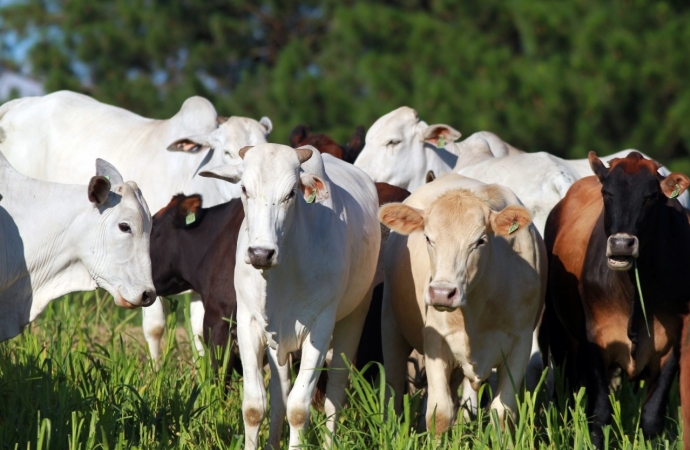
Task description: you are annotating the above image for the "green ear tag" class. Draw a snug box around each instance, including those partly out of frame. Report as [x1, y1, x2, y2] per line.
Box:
[104, 175, 110, 180]
[185, 211, 196, 225]
[508, 219, 519, 234]
[437, 135, 446, 149]
[306, 188, 317, 204]
[671, 184, 681, 199]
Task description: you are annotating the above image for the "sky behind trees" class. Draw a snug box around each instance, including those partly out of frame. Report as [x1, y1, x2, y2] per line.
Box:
[1, 0, 689, 169]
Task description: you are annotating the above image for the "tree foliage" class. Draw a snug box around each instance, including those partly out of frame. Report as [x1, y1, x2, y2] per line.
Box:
[2, 0, 689, 164]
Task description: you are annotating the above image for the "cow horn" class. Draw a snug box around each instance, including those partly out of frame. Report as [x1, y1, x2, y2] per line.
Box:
[239, 146, 253, 159]
[295, 148, 313, 164]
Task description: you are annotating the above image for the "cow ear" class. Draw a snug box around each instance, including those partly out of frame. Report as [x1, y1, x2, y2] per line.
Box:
[260, 116, 273, 136]
[588, 151, 608, 182]
[96, 158, 124, 185]
[289, 125, 309, 147]
[379, 203, 424, 235]
[299, 173, 329, 203]
[490, 205, 532, 236]
[198, 163, 243, 184]
[422, 124, 462, 146]
[345, 126, 366, 159]
[661, 172, 690, 199]
[88, 176, 111, 205]
[175, 194, 203, 227]
[167, 136, 210, 153]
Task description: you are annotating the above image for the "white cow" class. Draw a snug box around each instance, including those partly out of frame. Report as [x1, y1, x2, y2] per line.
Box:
[0, 153, 155, 342]
[0, 90, 272, 359]
[199, 144, 380, 449]
[379, 173, 546, 431]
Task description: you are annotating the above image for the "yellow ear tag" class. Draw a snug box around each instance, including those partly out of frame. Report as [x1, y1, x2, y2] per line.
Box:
[508, 219, 519, 234]
[185, 211, 196, 225]
[437, 135, 446, 149]
[306, 188, 317, 204]
[671, 184, 681, 199]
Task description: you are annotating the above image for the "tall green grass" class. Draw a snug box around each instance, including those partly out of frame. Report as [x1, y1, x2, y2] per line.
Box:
[0, 291, 684, 449]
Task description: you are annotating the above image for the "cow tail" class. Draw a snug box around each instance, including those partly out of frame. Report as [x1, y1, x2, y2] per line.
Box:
[680, 314, 690, 450]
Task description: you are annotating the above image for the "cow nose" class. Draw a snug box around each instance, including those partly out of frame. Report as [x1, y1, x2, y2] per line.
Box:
[607, 233, 639, 258]
[248, 246, 276, 267]
[427, 285, 459, 311]
[141, 290, 156, 307]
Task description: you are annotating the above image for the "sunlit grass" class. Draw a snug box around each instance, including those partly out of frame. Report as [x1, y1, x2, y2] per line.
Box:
[0, 291, 684, 449]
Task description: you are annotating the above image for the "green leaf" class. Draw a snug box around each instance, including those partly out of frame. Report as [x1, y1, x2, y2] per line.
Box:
[185, 211, 196, 225]
[508, 220, 519, 234]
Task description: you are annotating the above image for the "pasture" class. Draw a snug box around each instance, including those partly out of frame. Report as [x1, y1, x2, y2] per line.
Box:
[0, 290, 683, 449]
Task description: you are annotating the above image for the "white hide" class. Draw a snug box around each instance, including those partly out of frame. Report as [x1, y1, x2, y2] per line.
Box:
[0, 90, 271, 211]
[200, 144, 380, 450]
[0, 90, 271, 359]
[0, 153, 155, 342]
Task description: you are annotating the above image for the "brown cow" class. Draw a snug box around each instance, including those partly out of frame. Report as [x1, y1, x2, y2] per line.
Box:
[541, 151, 690, 448]
[289, 124, 365, 164]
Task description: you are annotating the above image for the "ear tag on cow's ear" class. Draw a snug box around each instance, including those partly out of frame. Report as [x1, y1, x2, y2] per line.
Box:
[437, 135, 446, 149]
[306, 188, 317, 204]
[508, 219, 519, 234]
[104, 175, 110, 180]
[185, 211, 196, 225]
[671, 184, 681, 199]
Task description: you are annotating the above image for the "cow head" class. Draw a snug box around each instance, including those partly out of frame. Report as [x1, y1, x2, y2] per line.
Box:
[150, 194, 203, 294]
[199, 143, 329, 269]
[80, 159, 156, 309]
[379, 189, 531, 311]
[354, 106, 461, 190]
[589, 151, 690, 271]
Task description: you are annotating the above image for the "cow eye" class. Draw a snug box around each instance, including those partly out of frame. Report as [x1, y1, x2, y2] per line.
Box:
[241, 185, 247, 196]
[285, 190, 296, 202]
[476, 236, 487, 247]
[118, 223, 131, 233]
[424, 235, 432, 246]
[387, 139, 401, 147]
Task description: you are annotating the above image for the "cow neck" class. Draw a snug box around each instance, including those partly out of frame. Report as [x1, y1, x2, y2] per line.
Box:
[0, 169, 98, 322]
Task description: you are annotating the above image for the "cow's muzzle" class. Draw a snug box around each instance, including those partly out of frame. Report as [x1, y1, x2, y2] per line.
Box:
[426, 282, 465, 312]
[606, 233, 639, 271]
[141, 290, 157, 307]
[247, 246, 277, 269]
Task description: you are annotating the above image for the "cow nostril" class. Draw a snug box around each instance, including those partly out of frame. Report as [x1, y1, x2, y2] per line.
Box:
[142, 291, 156, 307]
[447, 288, 457, 300]
[265, 249, 275, 260]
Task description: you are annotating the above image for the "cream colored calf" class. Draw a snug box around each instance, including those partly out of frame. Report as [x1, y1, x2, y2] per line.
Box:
[379, 173, 546, 431]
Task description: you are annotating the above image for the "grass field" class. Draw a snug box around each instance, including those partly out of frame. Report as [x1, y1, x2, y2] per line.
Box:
[0, 291, 684, 449]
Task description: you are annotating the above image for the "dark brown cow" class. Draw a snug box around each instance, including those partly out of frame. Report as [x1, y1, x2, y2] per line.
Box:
[289, 124, 365, 164]
[150, 195, 244, 380]
[541, 151, 690, 448]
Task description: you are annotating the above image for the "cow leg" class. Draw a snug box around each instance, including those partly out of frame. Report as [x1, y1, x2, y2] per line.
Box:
[583, 341, 611, 449]
[641, 346, 678, 439]
[459, 378, 478, 421]
[323, 289, 372, 446]
[189, 293, 206, 356]
[142, 297, 166, 363]
[382, 285, 413, 414]
[424, 348, 454, 434]
[238, 307, 268, 450]
[266, 346, 290, 450]
[491, 334, 531, 427]
[287, 323, 333, 449]
[680, 315, 690, 450]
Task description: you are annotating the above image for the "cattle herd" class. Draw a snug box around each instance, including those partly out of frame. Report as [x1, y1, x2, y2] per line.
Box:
[0, 90, 689, 449]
